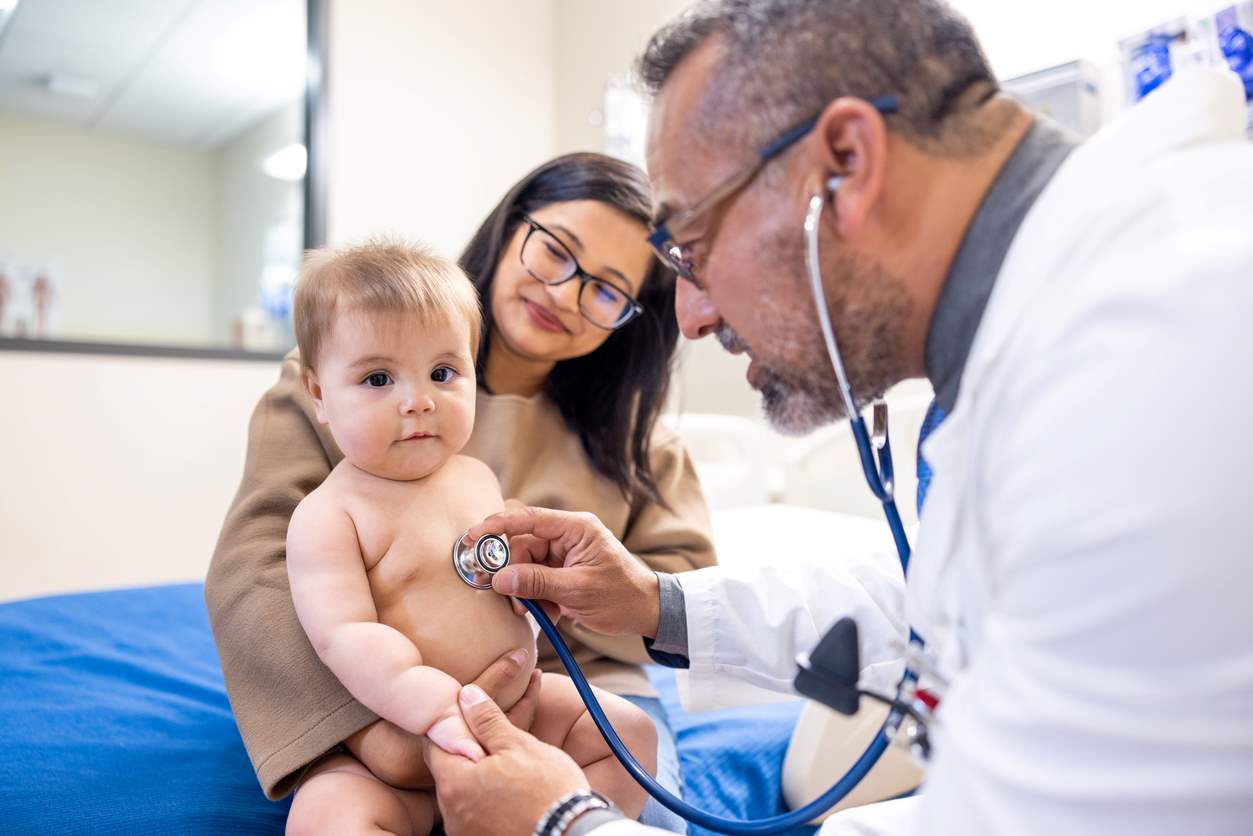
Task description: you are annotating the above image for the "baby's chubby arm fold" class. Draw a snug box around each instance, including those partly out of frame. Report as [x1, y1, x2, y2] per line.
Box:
[286, 495, 484, 761]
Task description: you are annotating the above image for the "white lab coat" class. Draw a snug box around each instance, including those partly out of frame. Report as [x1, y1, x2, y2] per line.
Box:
[590, 67, 1253, 835]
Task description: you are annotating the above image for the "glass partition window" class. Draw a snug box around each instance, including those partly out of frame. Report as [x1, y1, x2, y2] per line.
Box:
[0, 0, 314, 355]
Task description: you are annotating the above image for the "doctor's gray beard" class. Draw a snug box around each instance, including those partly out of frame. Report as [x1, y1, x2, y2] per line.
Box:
[728, 234, 912, 436]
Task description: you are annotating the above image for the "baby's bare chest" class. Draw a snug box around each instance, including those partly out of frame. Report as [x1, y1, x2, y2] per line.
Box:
[350, 482, 487, 589]
[336, 467, 529, 686]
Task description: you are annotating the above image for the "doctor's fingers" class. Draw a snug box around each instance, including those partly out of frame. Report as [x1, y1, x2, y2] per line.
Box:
[494, 561, 577, 604]
[502, 563, 641, 636]
[469, 650, 541, 731]
[420, 736, 468, 783]
[469, 507, 607, 553]
[504, 669, 543, 733]
[457, 685, 526, 754]
[425, 691, 589, 836]
[419, 687, 523, 776]
[502, 533, 557, 568]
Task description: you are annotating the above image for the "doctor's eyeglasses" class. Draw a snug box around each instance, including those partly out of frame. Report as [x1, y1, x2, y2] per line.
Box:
[647, 94, 899, 284]
[519, 216, 645, 330]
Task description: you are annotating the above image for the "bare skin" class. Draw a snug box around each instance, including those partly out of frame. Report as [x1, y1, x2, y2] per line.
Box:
[649, 38, 1032, 416]
[284, 309, 653, 835]
[483, 200, 651, 397]
[425, 31, 1039, 836]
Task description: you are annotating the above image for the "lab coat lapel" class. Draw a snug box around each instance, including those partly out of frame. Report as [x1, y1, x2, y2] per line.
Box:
[960, 67, 1246, 408]
[907, 66, 1246, 660]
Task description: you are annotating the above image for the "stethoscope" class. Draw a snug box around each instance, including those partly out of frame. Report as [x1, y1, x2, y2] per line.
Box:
[450, 179, 937, 834]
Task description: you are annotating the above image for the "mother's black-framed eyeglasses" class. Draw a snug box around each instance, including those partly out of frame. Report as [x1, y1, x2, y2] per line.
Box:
[519, 215, 645, 330]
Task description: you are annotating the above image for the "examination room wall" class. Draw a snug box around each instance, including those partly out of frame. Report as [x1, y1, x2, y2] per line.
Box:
[3, 0, 1237, 603]
[213, 102, 304, 348]
[0, 114, 216, 345]
[325, 0, 557, 257]
[0, 0, 563, 603]
[0, 352, 278, 602]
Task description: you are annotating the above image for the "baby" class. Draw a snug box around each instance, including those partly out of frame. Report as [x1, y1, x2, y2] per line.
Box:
[284, 240, 655, 833]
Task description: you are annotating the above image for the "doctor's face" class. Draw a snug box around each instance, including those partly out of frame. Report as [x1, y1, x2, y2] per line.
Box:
[646, 42, 909, 434]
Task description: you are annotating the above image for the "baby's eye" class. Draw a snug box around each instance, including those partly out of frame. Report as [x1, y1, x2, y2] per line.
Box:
[363, 372, 392, 388]
[431, 366, 456, 383]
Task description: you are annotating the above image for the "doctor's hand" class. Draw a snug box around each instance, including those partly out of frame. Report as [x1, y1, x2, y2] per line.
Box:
[469, 507, 662, 638]
[469, 648, 542, 734]
[424, 683, 589, 836]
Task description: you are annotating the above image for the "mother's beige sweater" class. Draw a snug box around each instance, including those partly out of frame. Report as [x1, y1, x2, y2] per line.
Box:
[204, 352, 716, 799]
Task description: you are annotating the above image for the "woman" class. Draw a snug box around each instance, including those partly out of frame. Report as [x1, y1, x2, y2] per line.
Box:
[205, 153, 715, 833]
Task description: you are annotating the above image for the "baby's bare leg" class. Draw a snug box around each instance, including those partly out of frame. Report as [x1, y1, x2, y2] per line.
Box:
[346, 719, 433, 789]
[287, 752, 436, 836]
[530, 673, 658, 820]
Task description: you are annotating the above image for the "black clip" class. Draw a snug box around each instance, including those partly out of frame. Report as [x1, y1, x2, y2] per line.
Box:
[794, 617, 862, 716]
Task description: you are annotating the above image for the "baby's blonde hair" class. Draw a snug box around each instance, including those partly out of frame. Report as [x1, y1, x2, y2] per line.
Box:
[294, 238, 482, 372]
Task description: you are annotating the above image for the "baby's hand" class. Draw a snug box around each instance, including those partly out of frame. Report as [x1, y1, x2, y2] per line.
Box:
[427, 707, 487, 762]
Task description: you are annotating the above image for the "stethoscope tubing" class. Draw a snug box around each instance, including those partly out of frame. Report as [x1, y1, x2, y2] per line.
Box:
[489, 186, 923, 834]
[521, 597, 903, 835]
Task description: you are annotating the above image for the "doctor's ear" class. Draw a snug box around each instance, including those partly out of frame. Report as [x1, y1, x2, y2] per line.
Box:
[801, 96, 889, 238]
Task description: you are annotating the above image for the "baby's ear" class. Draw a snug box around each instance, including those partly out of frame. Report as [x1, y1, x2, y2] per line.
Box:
[302, 368, 329, 425]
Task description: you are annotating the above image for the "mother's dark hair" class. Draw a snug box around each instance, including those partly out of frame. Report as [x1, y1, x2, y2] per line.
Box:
[459, 153, 680, 506]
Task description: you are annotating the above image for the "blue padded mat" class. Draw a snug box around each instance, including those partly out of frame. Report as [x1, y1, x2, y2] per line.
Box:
[0, 584, 813, 835]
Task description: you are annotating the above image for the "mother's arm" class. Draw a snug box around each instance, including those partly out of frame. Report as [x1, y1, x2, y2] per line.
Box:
[204, 352, 376, 799]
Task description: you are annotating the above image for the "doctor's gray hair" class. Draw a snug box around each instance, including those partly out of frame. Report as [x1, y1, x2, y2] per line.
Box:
[637, 0, 998, 158]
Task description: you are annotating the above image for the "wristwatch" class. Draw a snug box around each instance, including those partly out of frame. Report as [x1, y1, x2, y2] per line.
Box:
[533, 789, 619, 836]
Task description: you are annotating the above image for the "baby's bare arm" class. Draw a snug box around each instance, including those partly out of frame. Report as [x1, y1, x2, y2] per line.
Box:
[286, 494, 480, 756]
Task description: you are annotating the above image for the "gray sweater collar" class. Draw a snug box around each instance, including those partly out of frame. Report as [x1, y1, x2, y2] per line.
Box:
[924, 119, 1077, 412]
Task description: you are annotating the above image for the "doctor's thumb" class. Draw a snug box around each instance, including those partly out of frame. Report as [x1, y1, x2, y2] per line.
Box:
[459, 684, 517, 754]
[496, 563, 566, 602]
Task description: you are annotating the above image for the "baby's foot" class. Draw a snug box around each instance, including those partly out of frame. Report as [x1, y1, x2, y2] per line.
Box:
[426, 713, 486, 762]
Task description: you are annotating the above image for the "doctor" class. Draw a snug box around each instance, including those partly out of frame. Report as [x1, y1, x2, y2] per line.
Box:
[424, 1, 1253, 833]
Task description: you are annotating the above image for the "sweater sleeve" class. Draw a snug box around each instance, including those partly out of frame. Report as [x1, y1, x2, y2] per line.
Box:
[561, 423, 717, 667]
[621, 423, 717, 575]
[203, 352, 377, 800]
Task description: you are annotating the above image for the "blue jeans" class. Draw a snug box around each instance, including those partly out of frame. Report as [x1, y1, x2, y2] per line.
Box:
[621, 694, 687, 834]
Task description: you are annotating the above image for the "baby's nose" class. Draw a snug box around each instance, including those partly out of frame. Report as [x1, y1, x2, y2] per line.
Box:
[400, 388, 436, 414]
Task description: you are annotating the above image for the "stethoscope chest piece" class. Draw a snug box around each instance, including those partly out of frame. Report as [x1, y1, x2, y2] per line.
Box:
[452, 529, 510, 589]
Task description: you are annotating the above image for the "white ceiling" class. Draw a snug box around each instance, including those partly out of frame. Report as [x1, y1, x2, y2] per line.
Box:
[0, 0, 306, 148]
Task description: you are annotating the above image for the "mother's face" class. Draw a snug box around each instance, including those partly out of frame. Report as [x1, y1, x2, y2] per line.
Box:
[489, 199, 653, 364]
